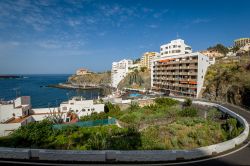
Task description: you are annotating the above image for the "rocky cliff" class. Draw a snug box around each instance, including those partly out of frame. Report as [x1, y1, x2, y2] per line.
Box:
[202, 55, 250, 108]
[118, 70, 151, 90]
[68, 71, 112, 96]
[68, 72, 111, 86]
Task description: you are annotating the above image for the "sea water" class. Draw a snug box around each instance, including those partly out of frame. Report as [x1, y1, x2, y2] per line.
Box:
[0, 74, 99, 108]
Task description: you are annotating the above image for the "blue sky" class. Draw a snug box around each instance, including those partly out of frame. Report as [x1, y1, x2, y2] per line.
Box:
[0, 0, 250, 74]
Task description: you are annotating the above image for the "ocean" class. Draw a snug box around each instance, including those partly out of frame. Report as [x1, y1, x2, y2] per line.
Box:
[0, 75, 100, 108]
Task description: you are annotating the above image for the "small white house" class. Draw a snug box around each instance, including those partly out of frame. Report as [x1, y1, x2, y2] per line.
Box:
[60, 97, 104, 122]
[0, 96, 32, 136]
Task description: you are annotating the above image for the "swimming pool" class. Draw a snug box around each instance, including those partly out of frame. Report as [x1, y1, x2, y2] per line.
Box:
[129, 93, 142, 97]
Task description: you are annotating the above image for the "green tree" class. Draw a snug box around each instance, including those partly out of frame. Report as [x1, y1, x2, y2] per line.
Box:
[129, 101, 140, 111]
[183, 98, 192, 108]
[140, 67, 147, 72]
[208, 44, 229, 55]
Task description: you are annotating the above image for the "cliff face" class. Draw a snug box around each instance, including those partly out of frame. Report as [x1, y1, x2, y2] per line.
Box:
[118, 70, 151, 90]
[68, 72, 111, 86]
[202, 56, 250, 108]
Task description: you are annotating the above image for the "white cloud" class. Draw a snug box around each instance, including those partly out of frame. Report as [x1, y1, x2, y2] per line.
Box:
[192, 18, 211, 24]
[148, 24, 158, 28]
[153, 9, 169, 18]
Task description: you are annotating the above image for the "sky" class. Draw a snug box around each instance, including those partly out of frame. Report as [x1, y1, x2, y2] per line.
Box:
[0, 0, 250, 74]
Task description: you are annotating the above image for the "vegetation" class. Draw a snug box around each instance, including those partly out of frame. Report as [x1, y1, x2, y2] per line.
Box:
[182, 98, 192, 108]
[178, 107, 198, 117]
[203, 55, 250, 108]
[207, 44, 229, 55]
[69, 71, 111, 86]
[0, 97, 244, 150]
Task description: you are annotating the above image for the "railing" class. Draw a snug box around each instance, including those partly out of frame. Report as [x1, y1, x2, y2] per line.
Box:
[53, 118, 116, 129]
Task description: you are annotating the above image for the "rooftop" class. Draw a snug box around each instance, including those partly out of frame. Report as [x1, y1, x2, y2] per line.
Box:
[5, 116, 30, 124]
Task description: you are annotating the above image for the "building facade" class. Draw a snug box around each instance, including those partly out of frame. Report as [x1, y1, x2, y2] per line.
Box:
[151, 39, 211, 98]
[234, 38, 250, 48]
[160, 39, 192, 57]
[140, 52, 159, 69]
[60, 97, 104, 122]
[0, 96, 104, 136]
[111, 59, 133, 88]
[0, 96, 32, 136]
[76, 68, 89, 75]
[200, 49, 224, 58]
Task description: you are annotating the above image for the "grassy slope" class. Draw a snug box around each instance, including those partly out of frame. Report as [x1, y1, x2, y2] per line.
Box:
[0, 98, 241, 150]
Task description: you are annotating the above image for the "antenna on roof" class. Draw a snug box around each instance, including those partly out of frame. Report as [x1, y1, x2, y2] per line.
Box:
[176, 32, 180, 39]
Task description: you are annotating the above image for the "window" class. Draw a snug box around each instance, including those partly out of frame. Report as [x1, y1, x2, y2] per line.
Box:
[91, 108, 95, 111]
[82, 109, 85, 112]
[62, 107, 67, 110]
[88, 109, 90, 111]
[76, 110, 78, 112]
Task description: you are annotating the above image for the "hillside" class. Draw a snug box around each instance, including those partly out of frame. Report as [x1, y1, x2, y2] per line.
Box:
[68, 72, 111, 86]
[118, 70, 151, 90]
[202, 55, 250, 108]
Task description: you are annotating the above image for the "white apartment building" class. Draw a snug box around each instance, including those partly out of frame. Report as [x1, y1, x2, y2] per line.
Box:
[160, 39, 192, 56]
[152, 39, 211, 98]
[0, 96, 31, 123]
[111, 59, 133, 88]
[0, 96, 104, 136]
[0, 96, 32, 136]
[60, 97, 104, 122]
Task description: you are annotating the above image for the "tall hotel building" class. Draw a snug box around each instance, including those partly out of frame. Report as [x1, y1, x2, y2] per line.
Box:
[140, 52, 159, 69]
[151, 39, 210, 98]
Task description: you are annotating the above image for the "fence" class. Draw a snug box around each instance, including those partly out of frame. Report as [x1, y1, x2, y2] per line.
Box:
[53, 118, 116, 129]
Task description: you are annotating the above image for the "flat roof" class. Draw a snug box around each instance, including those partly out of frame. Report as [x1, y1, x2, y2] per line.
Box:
[5, 116, 30, 124]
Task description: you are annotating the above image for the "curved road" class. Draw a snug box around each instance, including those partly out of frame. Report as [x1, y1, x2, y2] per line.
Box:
[178, 103, 250, 166]
[0, 103, 249, 166]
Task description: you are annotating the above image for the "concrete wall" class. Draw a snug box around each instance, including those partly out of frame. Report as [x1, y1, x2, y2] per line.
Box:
[0, 105, 22, 123]
[31, 107, 59, 114]
[197, 53, 210, 97]
[0, 123, 21, 136]
[0, 101, 248, 163]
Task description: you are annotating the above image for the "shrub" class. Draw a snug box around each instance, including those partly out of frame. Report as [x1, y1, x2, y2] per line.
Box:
[207, 108, 222, 121]
[154, 97, 179, 106]
[11, 120, 53, 148]
[179, 107, 198, 117]
[222, 118, 244, 139]
[182, 98, 192, 107]
[107, 127, 142, 150]
[128, 101, 140, 111]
